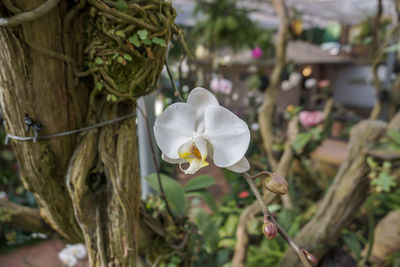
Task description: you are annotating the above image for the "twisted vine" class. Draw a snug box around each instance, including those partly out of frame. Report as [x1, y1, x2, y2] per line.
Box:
[81, 0, 189, 107]
[2, 0, 189, 108]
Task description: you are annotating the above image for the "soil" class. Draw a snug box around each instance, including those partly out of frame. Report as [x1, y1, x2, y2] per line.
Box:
[0, 239, 89, 267]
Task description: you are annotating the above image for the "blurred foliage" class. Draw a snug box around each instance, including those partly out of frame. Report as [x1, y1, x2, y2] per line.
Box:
[191, 0, 274, 55]
[0, 120, 43, 251]
[349, 16, 391, 45]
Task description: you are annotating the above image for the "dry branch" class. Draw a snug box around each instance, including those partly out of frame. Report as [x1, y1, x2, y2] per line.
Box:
[370, 21, 400, 119]
[0, 0, 60, 27]
[277, 117, 395, 267]
[232, 194, 277, 267]
[0, 199, 53, 235]
[258, 0, 290, 170]
[243, 172, 312, 267]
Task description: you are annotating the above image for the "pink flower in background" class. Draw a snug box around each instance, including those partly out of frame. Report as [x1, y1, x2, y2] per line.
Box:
[318, 80, 330, 88]
[299, 111, 324, 128]
[252, 47, 263, 59]
[210, 76, 233, 94]
[238, 191, 250, 198]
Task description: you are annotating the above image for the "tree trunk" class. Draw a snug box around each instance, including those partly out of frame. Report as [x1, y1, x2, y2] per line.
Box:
[0, 0, 84, 243]
[277, 119, 391, 267]
[0, 1, 175, 266]
[258, 0, 290, 170]
[0, 199, 53, 235]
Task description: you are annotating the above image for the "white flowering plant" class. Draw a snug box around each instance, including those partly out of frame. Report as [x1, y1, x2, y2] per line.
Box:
[147, 86, 315, 266]
[154, 87, 250, 175]
[58, 243, 87, 267]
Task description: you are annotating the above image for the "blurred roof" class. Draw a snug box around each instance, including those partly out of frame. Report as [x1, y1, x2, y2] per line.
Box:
[173, 0, 396, 28]
[198, 40, 354, 65]
[286, 40, 353, 64]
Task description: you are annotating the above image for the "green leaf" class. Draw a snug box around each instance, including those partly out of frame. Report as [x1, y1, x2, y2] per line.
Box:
[115, 30, 126, 38]
[371, 172, 396, 192]
[115, 0, 128, 11]
[343, 234, 362, 260]
[107, 94, 117, 102]
[94, 57, 104, 65]
[128, 34, 140, 47]
[96, 82, 103, 91]
[292, 132, 312, 153]
[170, 256, 181, 264]
[388, 130, 400, 145]
[142, 38, 152, 45]
[310, 127, 322, 139]
[117, 56, 124, 64]
[366, 156, 377, 168]
[146, 173, 186, 215]
[186, 190, 217, 212]
[112, 53, 120, 59]
[184, 175, 216, 192]
[123, 54, 132, 61]
[221, 214, 239, 236]
[225, 16, 238, 31]
[137, 29, 148, 40]
[152, 37, 167, 47]
[192, 209, 219, 250]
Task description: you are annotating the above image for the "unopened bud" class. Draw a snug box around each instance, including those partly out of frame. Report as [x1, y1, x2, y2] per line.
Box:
[262, 217, 278, 240]
[263, 172, 288, 195]
[301, 248, 318, 266]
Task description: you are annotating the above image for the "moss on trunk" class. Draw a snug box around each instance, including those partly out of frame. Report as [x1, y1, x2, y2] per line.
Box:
[0, 1, 178, 266]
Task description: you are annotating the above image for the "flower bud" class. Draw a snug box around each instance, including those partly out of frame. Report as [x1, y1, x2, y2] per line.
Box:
[262, 218, 278, 240]
[264, 172, 288, 195]
[301, 248, 318, 266]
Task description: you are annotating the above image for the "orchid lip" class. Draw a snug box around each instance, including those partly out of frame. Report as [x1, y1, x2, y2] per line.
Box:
[178, 141, 209, 174]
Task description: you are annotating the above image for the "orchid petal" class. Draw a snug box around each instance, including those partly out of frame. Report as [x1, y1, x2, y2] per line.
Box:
[226, 157, 250, 173]
[187, 87, 219, 132]
[194, 136, 208, 161]
[154, 103, 196, 159]
[178, 140, 194, 158]
[203, 106, 250, 167]
[162, 153, 185, 164]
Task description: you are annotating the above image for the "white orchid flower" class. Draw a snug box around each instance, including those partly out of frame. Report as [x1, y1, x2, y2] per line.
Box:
[58, 250, 78, 267]
[154, 87, 250, 175]
[65, 243, 87, 259]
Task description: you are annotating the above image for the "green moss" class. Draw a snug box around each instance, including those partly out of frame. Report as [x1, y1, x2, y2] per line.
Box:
[83, 0, 177, 103]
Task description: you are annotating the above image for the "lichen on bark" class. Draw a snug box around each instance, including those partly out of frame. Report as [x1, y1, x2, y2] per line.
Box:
[0, 1, 181, 266]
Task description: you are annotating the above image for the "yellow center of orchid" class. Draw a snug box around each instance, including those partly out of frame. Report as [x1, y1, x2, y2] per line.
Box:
[191, 145, 202, 159]
[178, 143, 209, 174]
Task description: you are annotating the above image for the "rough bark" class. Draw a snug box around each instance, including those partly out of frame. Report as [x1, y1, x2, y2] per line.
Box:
[66, 112, 140, 266]
[367, 210, 400, 266]
[0, 0, 84, 243]
[0, 1, 173, 266]
[277, 119, 391, 267]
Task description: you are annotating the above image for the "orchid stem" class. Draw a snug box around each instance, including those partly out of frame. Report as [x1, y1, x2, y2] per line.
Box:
[137, 100, 179, 226]
[242, 172, 312, 267]
[164, 59, 184, 102]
